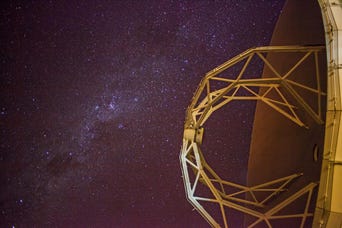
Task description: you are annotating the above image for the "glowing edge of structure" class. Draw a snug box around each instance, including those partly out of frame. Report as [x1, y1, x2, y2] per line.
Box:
[314, 1, 342, 227]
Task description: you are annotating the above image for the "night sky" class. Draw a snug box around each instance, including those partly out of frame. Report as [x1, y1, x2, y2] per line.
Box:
[1, 1, 285, 227]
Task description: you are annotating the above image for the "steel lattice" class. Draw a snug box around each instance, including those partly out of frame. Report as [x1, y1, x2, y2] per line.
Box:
[180, 46, 325, 228]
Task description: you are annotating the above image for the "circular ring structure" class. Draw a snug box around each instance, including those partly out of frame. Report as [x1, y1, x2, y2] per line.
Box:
[180, 1, 342, 227]
[180, 46, 327, 227]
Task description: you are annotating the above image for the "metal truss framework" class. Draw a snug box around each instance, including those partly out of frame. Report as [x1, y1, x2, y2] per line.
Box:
[180, 46, 326, 227]
[314, 1, 342, 227]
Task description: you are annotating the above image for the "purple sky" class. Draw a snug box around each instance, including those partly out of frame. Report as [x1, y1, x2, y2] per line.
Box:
[1, 1, 285, 227]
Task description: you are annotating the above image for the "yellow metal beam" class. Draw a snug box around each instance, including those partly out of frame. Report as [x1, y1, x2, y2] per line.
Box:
[314, 1, 342, 227]
[185, 46, 325, 129]
[180, 45, 326, 227]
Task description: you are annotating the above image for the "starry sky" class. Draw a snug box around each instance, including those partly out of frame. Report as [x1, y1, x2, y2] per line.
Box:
[1, 1, 285, 227]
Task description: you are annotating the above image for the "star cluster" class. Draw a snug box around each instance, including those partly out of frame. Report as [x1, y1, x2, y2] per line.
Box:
[1, 1, 285, 227]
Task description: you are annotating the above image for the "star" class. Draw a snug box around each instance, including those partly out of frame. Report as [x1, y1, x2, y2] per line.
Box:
[0, 1, 286, 227]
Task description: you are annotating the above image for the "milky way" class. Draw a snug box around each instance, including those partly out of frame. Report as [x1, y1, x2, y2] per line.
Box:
[1, 1, 285, 226]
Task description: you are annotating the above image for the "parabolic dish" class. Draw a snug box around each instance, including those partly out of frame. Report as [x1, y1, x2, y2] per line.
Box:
[180, 0, 342, 227]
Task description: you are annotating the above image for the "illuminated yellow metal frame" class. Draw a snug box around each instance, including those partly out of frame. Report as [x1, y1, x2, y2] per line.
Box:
[180, 46, 326, 227]
[314, 1, 342, 227]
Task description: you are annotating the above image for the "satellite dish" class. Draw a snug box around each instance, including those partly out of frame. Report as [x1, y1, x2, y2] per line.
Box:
[179, 0, 342, 227]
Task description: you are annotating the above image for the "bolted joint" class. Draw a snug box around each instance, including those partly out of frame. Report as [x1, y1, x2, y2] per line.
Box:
[183, 127, 204, 144]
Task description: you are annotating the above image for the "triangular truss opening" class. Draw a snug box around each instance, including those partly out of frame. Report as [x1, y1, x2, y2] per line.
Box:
[185, 46, 325, 129]
[247, 183, 317, 228]
[181, 46, 325, 228]
[180, 144, 318, 228]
